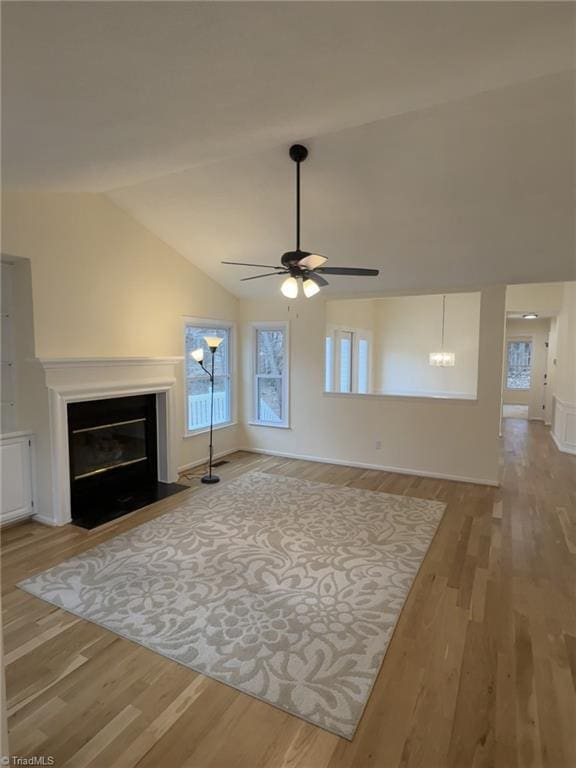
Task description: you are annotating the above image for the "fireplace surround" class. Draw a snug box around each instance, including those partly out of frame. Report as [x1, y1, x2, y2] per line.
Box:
[36, 357, 184, 526]
[67, 393, 188, 528]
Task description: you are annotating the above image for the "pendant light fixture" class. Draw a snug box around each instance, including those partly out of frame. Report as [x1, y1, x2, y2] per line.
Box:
[429, 295, 455, 367]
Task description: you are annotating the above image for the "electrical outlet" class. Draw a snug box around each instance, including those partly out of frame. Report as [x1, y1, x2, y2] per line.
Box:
[375, 440, 382, 450]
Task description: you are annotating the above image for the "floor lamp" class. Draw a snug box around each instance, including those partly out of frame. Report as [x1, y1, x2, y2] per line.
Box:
[191, 336, 224, 484]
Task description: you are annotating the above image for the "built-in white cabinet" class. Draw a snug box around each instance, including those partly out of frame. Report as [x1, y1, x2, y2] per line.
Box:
[1, 432, 34, 525]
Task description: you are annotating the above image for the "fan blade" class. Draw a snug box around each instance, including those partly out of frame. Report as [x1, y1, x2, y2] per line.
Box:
[306, 272, 329, 288]
[297, 253, 328, 270]
[240, 271, 288, 281]
[316, 267, 379, 276]
[222, 261, 283, 269]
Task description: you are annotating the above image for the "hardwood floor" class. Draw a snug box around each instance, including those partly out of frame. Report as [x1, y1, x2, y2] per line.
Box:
[2, 419, 575, 767]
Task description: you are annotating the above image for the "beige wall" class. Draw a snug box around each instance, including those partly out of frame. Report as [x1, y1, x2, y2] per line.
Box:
[505, 282, 564, 317]
[374, 293, 480, 397]
[1, 192, 242, 473]
[241, 286, 506, 485]
[326, 299, 376, 333]
[2, 192, 238, 358]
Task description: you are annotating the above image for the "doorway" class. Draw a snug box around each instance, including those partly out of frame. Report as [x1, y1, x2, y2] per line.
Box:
[502, 317, 551, 422]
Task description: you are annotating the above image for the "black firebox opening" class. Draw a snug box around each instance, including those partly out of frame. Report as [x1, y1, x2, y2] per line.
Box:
[68, 395, 186, 529]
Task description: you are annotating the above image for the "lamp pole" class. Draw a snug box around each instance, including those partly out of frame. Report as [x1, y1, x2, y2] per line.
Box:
[204, 345, 219, 484]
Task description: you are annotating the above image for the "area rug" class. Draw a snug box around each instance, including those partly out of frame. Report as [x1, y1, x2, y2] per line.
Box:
[18, 471, 446, 738]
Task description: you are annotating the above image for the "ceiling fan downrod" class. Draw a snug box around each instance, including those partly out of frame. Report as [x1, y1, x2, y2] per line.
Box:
[289, 143, 308, 253]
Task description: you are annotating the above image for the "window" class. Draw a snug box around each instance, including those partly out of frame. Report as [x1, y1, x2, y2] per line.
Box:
[325, 328, 372, 394]
[358, 338, 369, 394]
[339, 332, 353, 393]
[185, 322, 232, 432]
[252, 324, 289, 427]
[507, 340, 532, 390]
[325, 336, 333, 392]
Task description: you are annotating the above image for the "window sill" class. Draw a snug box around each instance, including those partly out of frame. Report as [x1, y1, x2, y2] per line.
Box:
[183, 421, 237, 439]
[248, 421, 291, 429]
[323, 391, 478, 403]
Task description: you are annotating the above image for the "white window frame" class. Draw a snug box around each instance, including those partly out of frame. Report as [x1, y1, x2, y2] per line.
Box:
[325, 335, 334, 392]
[183, 316, 236, 437]
[250, 321, 290, 428]
[325, 324, 373, 394]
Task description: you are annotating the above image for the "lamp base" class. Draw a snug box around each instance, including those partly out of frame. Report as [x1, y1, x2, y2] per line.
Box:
[201, 474, 220, 485]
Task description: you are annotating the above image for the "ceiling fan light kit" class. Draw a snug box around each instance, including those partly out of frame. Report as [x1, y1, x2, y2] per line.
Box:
[303, 278, 321, 298]
[281, 276, 299, 298]
[222, 144, 380, 297]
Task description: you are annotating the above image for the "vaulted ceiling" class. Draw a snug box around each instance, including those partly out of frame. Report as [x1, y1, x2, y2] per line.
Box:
[2, 2, 574, 297]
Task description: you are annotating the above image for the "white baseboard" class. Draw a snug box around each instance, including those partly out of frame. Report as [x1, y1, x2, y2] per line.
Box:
[177, 447, 240, 474]
[241, 446, 500, 487]
[0, 510, 33, 527]
[551, 429, 576, 456]
[32, 512, 68, 527]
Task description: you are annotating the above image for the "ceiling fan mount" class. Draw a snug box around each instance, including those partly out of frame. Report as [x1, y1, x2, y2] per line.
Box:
[222, 144, 380, 297]
[288, 143, 309, 163]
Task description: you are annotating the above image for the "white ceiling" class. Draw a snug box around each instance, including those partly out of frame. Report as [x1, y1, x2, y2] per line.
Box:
[2, 2, 575, 298]
[3, 1, 573, 192]
[109, 71, 575, 298]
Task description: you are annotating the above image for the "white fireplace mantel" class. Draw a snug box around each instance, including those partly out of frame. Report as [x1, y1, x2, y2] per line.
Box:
[38, 356, 183, 369]
[37, 357, 183, 526]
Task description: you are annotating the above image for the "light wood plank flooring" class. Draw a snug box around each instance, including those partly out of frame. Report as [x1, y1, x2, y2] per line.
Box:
[2, 418, 576, 767]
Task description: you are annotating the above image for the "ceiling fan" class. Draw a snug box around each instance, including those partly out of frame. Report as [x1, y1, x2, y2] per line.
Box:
[222, 144, 380, 298]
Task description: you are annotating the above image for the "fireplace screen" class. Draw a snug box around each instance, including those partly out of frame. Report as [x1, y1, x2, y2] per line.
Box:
[71, 418, 147, 480]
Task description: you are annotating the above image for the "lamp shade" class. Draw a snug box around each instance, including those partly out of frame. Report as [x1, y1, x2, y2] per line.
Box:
[281, 276, 299, 298]
[203, 336, 224, 351]
[191, 348, 204, 363]
[303, 278, 321, 298]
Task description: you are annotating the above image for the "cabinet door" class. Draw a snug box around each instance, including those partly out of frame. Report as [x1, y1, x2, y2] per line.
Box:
[1, 437, 33, 525]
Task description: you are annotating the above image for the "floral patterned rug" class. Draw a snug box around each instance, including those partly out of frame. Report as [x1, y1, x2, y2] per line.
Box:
[19, 471, 445, 739]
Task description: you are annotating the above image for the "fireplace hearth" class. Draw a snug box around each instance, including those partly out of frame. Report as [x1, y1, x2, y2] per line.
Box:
[68, 394, 186, 528]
